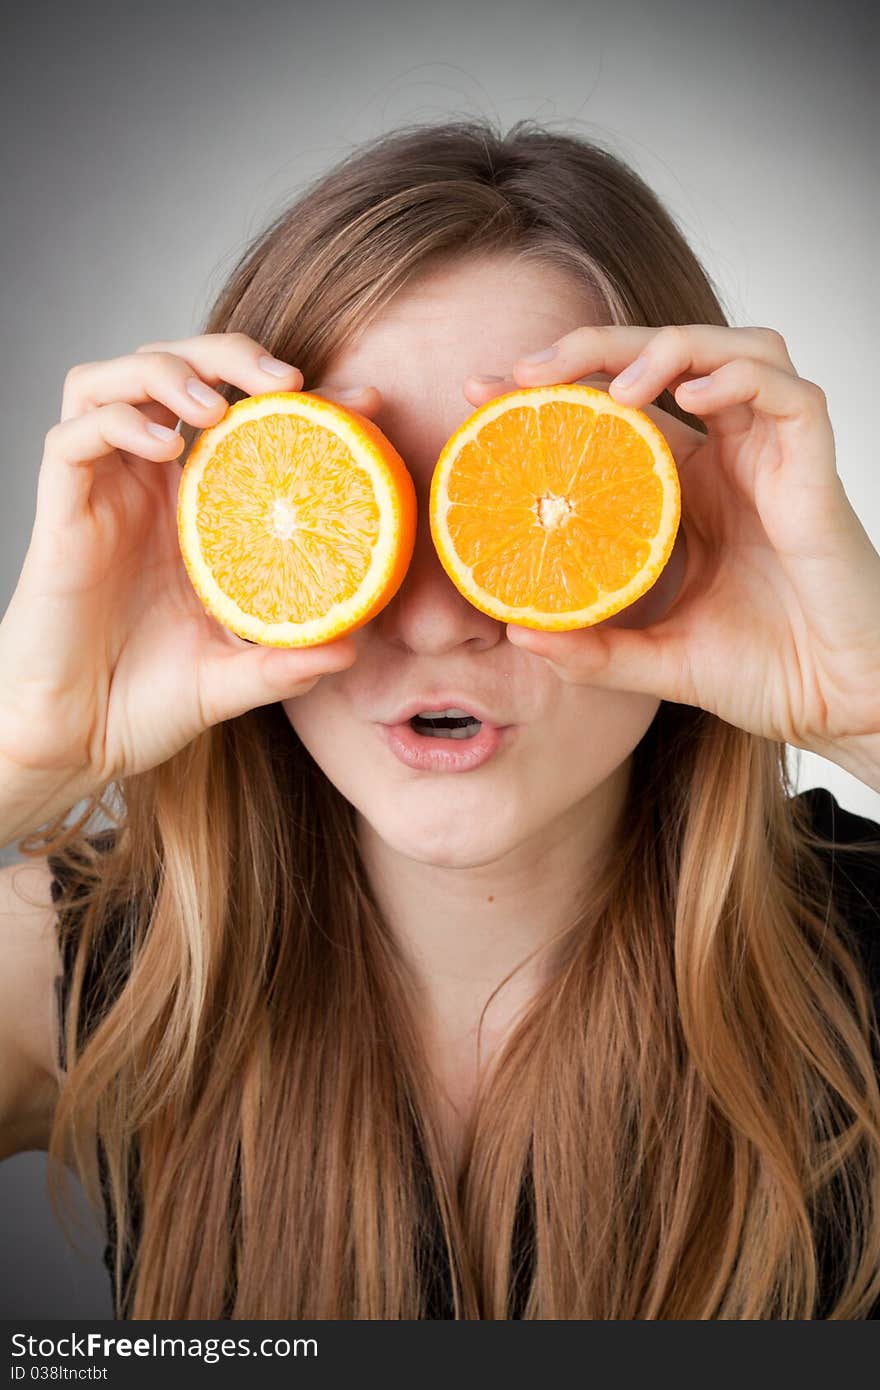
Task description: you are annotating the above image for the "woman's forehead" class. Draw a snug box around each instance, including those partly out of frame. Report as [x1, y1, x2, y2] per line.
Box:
[331, 254, 598, 368]
[319, 254, 601, 466]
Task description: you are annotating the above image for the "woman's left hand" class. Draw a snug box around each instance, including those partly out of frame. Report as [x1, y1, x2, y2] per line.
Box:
[463, 325, 880, 786]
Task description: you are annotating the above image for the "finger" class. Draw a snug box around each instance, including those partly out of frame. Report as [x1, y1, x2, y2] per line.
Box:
[61, 338, 301, 428]
[506, 616, 690, 704]
[511, 325, 798, 407]
[61, 353, 227, 430]
[610, 326, 799, 413]
[38, 403, 185, 529]
[462, 372, 515, 406]
[673, 359, 837, 485]
[307, 383, 384, 418]
[197, 633, 358, 728]
[133, 332, 304, 399]
[674, 357, 825, 423]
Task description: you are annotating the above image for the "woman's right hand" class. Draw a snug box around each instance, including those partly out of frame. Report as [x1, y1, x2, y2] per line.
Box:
[0, 333, 382, 826]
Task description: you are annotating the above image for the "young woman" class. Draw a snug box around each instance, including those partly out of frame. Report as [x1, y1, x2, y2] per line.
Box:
[1, 119, 879, 1320]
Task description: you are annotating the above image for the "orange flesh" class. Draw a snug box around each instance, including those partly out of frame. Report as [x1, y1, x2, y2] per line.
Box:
[195, 414, 381, 622]
[445, 402, 661, 611]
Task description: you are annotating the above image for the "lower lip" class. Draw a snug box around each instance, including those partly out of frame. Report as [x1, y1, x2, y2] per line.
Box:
[379, 721, 513, 772]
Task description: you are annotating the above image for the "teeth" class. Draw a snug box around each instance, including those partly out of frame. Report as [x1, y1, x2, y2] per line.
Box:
[418, 725, 480, 739]
[416, 707, 475, 719]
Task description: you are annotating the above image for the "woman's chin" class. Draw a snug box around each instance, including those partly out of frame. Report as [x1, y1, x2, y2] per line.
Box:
[367, 815, 517, 870]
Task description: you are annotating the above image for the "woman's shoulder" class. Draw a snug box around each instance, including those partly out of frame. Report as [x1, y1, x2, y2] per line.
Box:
[48, 826, 125, 1072]
[47, 826, 119, 902]
[792, 784, 880, 850]
[789, 785, 880, 900]
[789, 785, 880, 1003]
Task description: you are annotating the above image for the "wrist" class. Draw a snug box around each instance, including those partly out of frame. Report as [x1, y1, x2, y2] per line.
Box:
[799, 730, 880, 795]
[0, 752, 97, 851]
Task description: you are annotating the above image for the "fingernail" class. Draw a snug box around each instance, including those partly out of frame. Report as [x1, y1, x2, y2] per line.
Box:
[145, 422, 178, 441]
[259, 354, 298, 377]
[335, 386, 364, 399]
[186, 377, 222, 407]
[520, 345, 558, 364]
[610, 356, 648, 390]
[681, 374, 713, 391]
[474, 373, 506, 383]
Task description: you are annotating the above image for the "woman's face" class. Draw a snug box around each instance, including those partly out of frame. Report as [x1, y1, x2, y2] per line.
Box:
[282, 252, 684, 870]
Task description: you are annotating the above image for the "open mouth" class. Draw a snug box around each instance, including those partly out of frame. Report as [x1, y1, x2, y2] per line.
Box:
[409, 713, 483, 740]
[382, 709, 508, 771]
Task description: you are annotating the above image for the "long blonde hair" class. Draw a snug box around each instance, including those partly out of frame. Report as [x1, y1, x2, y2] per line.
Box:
[24, 118, 880, 1318]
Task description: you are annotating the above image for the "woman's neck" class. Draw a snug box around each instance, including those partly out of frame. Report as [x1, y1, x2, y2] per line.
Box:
[356, 760, 630, 1167]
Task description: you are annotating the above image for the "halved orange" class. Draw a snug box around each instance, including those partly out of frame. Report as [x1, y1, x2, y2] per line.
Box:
[429, 384, 680, 630]
[177, 391, 416, 647]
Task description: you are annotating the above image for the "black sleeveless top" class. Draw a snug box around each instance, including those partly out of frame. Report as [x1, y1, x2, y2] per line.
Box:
[49, 786, 880, 1320]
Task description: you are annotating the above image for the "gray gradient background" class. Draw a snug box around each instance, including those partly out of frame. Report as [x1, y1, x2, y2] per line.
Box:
[1, 0, 877, 1318]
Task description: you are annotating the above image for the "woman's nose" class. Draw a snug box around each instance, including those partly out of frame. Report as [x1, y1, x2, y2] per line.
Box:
[373, 510, 502, 655]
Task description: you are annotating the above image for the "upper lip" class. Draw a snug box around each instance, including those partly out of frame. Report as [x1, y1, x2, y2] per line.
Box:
[382, 696, 507, 727]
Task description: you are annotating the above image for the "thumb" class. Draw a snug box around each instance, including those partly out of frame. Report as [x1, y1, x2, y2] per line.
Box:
[506, 621, 686, 702]
[198, 638, 357, 727]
